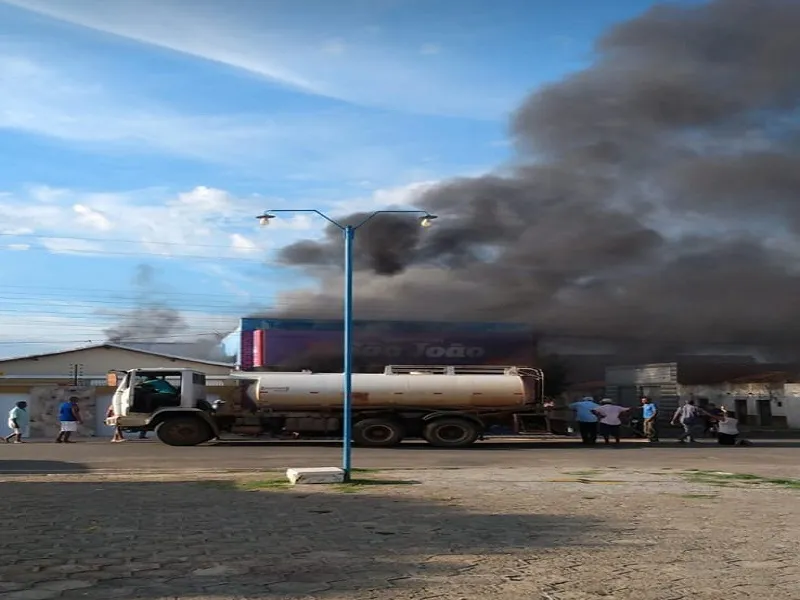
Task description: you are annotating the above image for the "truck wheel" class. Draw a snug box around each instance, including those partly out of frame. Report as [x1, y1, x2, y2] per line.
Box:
[423, 418, 480, 448]
[155, 417, 213, 446]
[353, 418, 405, 447]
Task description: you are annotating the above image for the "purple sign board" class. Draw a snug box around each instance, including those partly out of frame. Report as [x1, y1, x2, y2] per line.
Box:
[240, 327, 537, 370]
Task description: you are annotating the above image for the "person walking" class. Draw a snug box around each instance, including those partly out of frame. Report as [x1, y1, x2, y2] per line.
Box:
[569, 396, 601, 445]
[55, 396, 82, 443]
[106, 403, 125, 443]
[641, 396, 659, 443]
[671, 399, 705, 444]
[3, 401, 29, 444]
[592, 399, 632, 446]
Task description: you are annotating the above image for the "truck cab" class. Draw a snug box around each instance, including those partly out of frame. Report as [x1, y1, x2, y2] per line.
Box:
[106, 368, 219, 446]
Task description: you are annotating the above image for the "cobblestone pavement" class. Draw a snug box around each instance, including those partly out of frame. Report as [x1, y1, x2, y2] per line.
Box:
[1, 463, 799, 600]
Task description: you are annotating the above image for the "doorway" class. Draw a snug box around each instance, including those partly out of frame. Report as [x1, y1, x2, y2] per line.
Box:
[757, 399, 773, 427]
[735, 399, 749, 425]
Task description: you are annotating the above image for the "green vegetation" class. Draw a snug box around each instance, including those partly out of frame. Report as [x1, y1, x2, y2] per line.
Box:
[682, 471, 800, 489]
[677, 493, 718, 499]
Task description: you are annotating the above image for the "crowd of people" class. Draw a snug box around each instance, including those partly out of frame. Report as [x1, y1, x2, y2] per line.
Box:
[2, 396, 85, 444]
[2, 392, 751, 446]
[568, 396, 749, 446]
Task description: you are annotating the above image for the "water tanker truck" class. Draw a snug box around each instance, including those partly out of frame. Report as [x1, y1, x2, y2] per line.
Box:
[105, 365, 569, 447]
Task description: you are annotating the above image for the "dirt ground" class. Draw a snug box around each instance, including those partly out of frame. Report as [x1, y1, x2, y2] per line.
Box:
[1, 461, 799, 600]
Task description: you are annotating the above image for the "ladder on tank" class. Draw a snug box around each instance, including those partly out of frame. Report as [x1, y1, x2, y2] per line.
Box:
[382, 365, 543, 378]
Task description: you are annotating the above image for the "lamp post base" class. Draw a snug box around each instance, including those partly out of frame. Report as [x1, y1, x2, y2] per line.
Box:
[286, 467, 346, 485]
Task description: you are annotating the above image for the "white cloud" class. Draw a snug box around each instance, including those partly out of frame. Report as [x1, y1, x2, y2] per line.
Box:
[329, 180, 440, 214]
[0, 54, 324, 168]
[230, 233, 258, 254]
[0, 184, 318, 260]
[0, 51, 457, 183]
[0, 178, 448, 264]
[39, 237, 105, 255]
[1, 0, 520, 119]
[73, 204, 112, 231]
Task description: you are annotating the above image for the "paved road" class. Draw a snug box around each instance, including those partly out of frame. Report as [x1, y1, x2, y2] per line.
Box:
[2, 437, 799, 474]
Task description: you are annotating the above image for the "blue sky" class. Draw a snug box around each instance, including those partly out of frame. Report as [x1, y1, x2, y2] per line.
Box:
[0, 0, 675, 358]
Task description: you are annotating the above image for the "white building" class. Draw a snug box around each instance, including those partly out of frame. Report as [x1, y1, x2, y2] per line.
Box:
[0, 343, 234, 439]
[605, 361, 800, 428]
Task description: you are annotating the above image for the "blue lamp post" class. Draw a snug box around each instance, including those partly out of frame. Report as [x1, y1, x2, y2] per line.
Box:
[256, 209, 437, 481]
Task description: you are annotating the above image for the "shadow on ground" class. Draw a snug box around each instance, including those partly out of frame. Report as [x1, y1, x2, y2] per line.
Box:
[215, 439, 800, 450]
[1, 478, 608, 599]
[0, 460, 89, 474]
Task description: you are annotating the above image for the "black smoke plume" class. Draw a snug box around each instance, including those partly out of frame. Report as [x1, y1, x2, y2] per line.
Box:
[102, 265, 234, 363]
[272, 0, 800, 359]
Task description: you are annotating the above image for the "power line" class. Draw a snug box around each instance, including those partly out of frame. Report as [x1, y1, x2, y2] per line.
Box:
[0, 245, 269, 262]
[0, 301, 256, 314]
[0, 331, 238, 345]
[0, 232, 258, 250]
[0, 284, 252, 299]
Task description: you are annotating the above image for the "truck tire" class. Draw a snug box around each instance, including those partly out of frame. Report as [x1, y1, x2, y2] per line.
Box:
[155, 416, 213, 446]
[353, 418, 405, 447]
[422, 418, 480, 448]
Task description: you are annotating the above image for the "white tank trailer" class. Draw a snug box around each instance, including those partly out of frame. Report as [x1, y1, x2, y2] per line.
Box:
[114, 365, 569, 447]
[215, 365, 568, 447]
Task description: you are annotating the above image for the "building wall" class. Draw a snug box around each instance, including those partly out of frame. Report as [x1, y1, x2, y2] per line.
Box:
[778, 385, 800, 429]
[679, 383, 790, 428]
[604, 362, 680, 417]
[28, 385, 97, 438]
[0, 346, 233, 378]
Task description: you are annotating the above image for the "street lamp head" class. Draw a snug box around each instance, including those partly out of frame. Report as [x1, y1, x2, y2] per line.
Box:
[419, 214, 438, 228]
[256, 213, 276, 227]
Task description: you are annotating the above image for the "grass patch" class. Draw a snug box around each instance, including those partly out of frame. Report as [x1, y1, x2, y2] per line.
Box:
[678, 493, 718, 499]
[334, 478, 420, 493]
[682, 471, 800, 490]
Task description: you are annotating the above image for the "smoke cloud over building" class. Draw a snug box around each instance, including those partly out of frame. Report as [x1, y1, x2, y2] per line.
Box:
[271, 0, 800, 354]
[103, 265, 233, 362]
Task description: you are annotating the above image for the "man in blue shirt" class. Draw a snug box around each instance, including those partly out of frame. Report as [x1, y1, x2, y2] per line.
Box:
[568, 396, 600, 445]
[56, 397, 82, 443]
[4, 401, 29, 444]
[641, 396, 659, 443]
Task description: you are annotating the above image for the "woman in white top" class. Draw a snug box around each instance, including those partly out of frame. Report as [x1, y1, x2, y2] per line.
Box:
[716, 407, 740, 445]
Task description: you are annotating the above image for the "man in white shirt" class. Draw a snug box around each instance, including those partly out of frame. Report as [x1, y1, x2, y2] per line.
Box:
[592, 398, 633, 445]
[716, 407, 740, 445]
